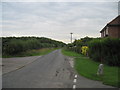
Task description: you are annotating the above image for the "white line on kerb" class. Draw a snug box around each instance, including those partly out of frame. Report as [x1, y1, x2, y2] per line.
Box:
[75, 75, 77, 78]
[73, 79, 77, 83]
[73, 85, 76, 89]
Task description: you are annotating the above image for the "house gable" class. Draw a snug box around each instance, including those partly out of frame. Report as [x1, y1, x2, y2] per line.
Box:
[100, 15, 120, 38]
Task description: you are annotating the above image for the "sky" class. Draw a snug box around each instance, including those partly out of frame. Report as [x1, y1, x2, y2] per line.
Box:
[1, 0, 119, 43]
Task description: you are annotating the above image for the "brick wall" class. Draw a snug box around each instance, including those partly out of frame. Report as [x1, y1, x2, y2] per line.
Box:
[108, 26, 120, 38]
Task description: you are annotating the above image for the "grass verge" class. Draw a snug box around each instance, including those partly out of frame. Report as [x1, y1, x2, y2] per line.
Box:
[62, 49, 119, 87]
[3, 48, 57, 58]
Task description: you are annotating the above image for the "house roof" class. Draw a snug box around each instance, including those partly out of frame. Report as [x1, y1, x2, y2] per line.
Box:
[100, 15, 120, 33]
[107, 15, 120, 25]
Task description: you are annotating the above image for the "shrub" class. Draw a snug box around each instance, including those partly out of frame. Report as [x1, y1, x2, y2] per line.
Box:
[81, 46, 89, 56]
[2, 37, 66, 56]
[88, 38, 120, 66]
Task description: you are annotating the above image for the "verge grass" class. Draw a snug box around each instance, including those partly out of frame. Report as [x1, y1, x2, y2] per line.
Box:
[62, 49, 119, 87]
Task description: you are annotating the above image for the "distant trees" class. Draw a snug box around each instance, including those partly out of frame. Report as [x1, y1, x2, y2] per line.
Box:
[2, 37, 66, 56]
[66, 36, 93, 53]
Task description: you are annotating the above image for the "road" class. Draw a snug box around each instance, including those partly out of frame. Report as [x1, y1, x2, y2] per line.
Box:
[2, 56, 41, 74]
[2, 49, 114, 88]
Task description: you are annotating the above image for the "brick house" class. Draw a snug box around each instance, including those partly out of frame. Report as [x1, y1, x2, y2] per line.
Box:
[100, 15, 120, 38]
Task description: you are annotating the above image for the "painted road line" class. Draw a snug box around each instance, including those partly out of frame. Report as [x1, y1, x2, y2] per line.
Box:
[73, 85, 76, 89]
[75, 75, 77, 78]
[73, 79, 77, 83]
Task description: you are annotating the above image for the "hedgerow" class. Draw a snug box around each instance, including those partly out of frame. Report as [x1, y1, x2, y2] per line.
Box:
[88, 38, 120, 66]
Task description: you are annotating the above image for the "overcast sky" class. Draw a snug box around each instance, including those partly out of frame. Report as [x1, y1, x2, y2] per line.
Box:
[1, 1, 119, 43]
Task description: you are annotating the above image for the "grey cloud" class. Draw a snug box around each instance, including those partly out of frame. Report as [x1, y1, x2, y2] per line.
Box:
[2, 2, 118, 43]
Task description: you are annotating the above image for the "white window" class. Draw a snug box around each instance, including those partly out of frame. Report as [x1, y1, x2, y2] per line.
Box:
[106, 27, 109, 35]
[104, 30, 106, 37]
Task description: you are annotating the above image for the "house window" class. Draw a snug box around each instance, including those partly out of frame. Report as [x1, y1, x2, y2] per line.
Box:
[104, 30, 106, 37]
[106, 27, 109, 35]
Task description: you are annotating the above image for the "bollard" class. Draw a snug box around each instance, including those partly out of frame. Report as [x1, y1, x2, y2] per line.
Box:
[97, 64, 104, 75]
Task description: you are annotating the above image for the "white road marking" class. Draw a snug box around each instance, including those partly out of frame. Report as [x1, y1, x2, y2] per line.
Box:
[73, 74, 77, 89]
[73, 79, 77, 83]
[75, 75, 77, 78]
[73, 85, 76, 89]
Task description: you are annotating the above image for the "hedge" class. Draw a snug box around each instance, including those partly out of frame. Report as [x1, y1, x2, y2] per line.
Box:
[88, 38, 120, 66]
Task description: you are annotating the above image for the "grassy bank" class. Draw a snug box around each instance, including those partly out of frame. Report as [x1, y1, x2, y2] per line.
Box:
[62, 49, 119, 87]
[3, 48, 57, 58]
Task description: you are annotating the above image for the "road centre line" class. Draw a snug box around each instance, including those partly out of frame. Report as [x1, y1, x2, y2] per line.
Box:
[73, 79, 77, 83]
[73, 74, 77, 89]
[73, 85, 76, 89]
[75, 75, 77, 78]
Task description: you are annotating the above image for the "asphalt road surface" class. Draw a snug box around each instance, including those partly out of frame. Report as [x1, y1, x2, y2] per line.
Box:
[2, 56, 41, 74]
[2, 49, 114, 88]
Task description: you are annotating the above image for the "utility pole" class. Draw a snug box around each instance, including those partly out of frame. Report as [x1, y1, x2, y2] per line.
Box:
[70, 33, 73, 43]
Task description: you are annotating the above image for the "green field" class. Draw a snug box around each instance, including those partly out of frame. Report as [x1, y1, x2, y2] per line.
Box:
[62, 49, 119, 87]
[3, 48, 57, 58]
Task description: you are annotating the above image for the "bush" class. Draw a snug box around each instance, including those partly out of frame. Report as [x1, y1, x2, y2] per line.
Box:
[81, 46, 89, 56]
[2, 37, 66, 56]
[88, 38, 120, 66]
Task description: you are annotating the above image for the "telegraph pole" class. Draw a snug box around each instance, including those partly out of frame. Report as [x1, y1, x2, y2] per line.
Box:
[70, 33, 73, 43]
